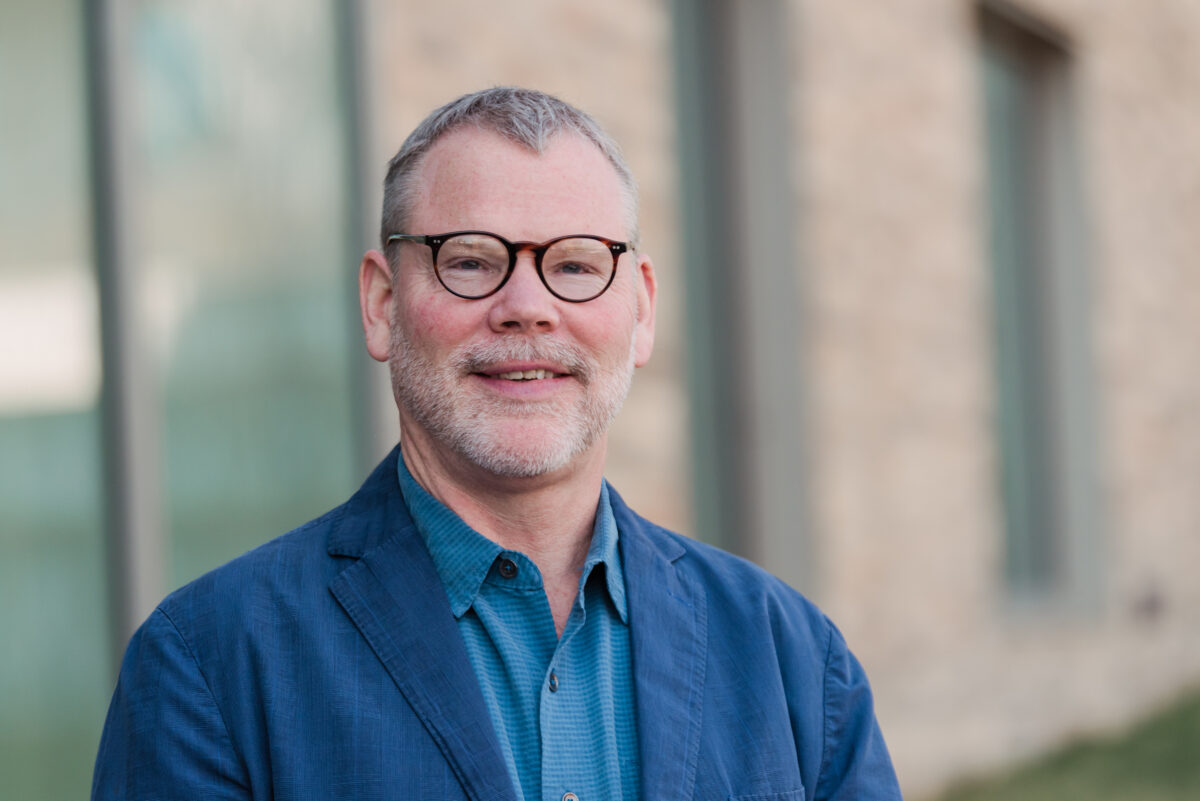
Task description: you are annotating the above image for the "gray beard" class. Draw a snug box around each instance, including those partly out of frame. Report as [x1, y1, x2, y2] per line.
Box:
[389, 329, 635, 478]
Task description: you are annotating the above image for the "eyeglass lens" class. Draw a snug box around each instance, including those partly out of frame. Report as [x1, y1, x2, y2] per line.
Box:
[435, 233, 615, 301]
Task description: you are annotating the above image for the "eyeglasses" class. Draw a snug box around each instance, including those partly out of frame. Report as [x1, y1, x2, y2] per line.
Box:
[386, 230, 628, 303]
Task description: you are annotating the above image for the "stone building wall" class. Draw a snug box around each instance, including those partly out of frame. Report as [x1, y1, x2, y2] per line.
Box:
[795, 0, 1200, 794]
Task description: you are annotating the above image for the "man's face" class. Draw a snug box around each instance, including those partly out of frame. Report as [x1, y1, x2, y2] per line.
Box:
[380, 127, 656, 479]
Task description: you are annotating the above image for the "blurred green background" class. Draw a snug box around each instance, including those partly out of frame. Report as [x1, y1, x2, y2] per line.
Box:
[1, 1, 358, 796]
[932, 686, 1200, 801]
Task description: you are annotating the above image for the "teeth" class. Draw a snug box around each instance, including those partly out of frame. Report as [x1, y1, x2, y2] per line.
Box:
[496, 369, 552, 381]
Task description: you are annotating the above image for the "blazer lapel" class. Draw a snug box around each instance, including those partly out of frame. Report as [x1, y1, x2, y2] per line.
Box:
[328, 452, 517, 801]
[616, 496, 708, 801]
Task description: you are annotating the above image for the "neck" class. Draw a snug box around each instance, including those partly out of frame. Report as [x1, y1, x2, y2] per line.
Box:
[399, 428, 606, 634]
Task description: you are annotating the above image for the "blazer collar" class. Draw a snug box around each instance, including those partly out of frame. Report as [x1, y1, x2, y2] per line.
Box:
[611, 488, 709, 801]
[327, 445, 518, 801]
[325, 444, 408, 559]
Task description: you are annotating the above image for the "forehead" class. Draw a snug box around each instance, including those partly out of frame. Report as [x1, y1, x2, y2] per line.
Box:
[409, 127, 629, 241]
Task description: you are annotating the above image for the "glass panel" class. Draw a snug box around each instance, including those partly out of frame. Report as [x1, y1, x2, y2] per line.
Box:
[0, 0, 110, 796]
[981, 15, 1062, 593]
[129, 0, 359, 587]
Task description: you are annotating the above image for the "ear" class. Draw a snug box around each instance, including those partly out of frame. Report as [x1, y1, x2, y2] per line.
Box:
[632, 251, 657, 368]
[359, 249, 394, 363]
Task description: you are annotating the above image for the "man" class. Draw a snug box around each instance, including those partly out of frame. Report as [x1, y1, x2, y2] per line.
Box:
[93, 88, 902, 800]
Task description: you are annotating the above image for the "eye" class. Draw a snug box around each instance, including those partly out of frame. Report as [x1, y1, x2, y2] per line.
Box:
[552, 260, 601, 276]
[440, 256, 504, 275]
[445, 258, 487, 272]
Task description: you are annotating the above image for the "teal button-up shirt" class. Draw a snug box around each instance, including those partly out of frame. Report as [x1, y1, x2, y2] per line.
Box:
[397, 454, 641, 801]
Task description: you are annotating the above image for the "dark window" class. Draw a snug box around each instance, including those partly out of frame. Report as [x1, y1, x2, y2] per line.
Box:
[979, 4, 1093, 597]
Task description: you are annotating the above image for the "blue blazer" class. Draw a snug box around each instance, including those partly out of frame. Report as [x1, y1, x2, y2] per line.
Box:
[94, 448, 901, 800]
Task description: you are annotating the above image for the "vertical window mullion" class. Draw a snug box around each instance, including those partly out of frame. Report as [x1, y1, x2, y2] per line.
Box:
[671, 0, 809, 589]
[83, 0, 167, 668]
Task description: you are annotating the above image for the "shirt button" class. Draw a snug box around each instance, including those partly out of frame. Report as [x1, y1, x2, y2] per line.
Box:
[548, 671, 559, 692]
[498, 558, 517, 579]
[562, 794, 579, 801]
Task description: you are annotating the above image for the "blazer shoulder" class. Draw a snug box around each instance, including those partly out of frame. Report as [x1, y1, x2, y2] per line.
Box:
[148, 448, 416, 663]
[154, 501, 349, 637]
[681, 532, 830, 636]
[614, 495, 834, 650]
[158, 443, 409, 622]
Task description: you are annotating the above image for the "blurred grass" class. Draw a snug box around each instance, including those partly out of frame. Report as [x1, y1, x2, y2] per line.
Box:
[930, 686, 1200, 801]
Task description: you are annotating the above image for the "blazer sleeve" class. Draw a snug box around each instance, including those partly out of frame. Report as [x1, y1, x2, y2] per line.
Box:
[92, 608, 251, 800]
[814, 623, 903, 801]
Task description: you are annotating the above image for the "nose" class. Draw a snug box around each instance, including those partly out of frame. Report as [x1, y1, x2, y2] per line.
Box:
[485, 253, 561, 333]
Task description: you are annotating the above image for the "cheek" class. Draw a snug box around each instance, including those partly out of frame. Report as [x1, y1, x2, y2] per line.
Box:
[575, 317, 636, 366]
[396, 298, 477, 355]
[583, 296, 639, 350]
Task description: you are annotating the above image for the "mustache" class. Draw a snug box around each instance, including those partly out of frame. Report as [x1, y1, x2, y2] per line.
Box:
[454, 339, 593, 382]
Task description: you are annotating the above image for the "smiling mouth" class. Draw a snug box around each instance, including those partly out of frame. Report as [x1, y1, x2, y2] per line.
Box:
[491, 369, 564, 381]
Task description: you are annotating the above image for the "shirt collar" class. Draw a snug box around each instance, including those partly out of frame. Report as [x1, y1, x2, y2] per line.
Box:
[584, 481, 628, 623]
[396, 451, 628, 624]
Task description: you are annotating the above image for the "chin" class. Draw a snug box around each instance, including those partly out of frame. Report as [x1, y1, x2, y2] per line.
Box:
[465, 450, 572, 479]
[453, 421, 593, 479]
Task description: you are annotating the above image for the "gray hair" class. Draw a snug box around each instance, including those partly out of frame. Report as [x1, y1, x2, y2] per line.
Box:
[380, 87, 639, 252]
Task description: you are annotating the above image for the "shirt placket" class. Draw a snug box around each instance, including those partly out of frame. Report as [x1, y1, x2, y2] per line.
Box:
[540, 571, 602, 801]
